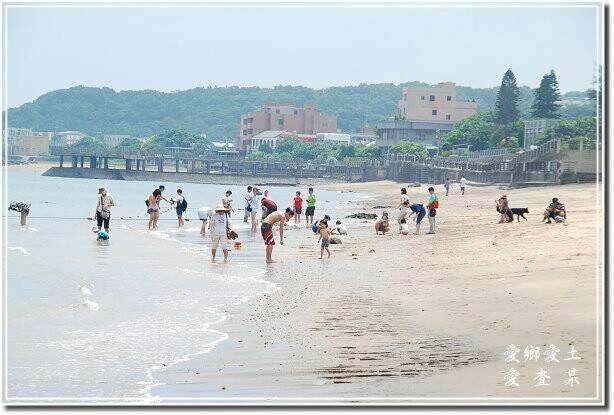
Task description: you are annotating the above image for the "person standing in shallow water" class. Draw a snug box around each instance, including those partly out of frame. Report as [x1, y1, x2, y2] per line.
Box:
[243, 185, 253, 223]
[209, 204, 230, 262]
[261, 208, 294, 264]
[147, 189, 161, 230]
[175, 189, 186, 228]
[95, 187, 114, 233]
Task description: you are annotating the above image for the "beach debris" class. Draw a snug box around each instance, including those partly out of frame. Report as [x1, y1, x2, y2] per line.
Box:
[346, 213, 377, 220]
[368, 249, 375, 253]
[372, 205, 392, 209]
[351, 253, 357, 256]
[221, 386, 226, 390]
[408, 182, 421, 187]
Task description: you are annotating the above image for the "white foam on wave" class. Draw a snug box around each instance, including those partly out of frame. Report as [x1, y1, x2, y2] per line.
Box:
[20, 226, 39, 232]
[138, 305, 229, 400]
[47, 291, 229, 400]
[8, 246, 31, 255]
[79, 285, 93, 297]
[82, 299, 99, 311]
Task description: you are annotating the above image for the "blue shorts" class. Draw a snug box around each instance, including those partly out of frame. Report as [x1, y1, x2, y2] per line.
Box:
[321, 239, 330, 248]
[176, 207, 184, 217]
[416, 210, 426, 224]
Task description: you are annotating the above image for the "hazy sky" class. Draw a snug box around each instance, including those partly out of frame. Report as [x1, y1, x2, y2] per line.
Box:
[7, 5, 600, 108]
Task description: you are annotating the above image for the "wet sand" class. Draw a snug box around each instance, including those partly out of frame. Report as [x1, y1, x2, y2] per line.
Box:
[152, 181, 602, 405]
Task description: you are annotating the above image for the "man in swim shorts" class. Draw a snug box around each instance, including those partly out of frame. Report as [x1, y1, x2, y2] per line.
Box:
[261, 207, 294, 264]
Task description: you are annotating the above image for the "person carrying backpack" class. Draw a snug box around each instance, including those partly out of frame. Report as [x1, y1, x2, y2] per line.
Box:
[175, 189, 188, 227]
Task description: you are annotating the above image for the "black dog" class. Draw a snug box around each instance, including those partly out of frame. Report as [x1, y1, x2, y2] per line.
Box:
[510, 207, 529, 221]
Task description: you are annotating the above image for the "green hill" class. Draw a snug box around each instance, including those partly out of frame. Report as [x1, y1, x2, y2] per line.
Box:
[6, 83, 591, 139]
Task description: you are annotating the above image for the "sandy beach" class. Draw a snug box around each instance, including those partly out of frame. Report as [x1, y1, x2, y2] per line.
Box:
[151, 180, 602, 404]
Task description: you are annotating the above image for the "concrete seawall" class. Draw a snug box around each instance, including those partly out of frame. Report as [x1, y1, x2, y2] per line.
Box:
[42, 167, 339, 187]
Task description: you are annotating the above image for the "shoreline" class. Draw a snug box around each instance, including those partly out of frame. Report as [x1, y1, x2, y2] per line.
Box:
[150, 180, 600, 404]
[38, 166, 345, 187]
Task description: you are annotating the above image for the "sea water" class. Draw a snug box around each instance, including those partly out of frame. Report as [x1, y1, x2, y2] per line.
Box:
[5, 170, 372, 402]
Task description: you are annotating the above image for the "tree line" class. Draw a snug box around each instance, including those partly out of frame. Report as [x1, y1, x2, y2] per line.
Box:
[441, 69, 599, 151]
[6, 81, 593, 140]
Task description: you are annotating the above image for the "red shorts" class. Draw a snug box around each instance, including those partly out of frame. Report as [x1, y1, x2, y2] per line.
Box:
[261, 223, 275, 245]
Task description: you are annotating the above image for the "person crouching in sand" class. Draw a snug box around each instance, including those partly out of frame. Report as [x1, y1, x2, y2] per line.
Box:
[496, 194, 512, 223]
[374, 211, 390, 235]
[408, 202, 426, 234]
[399, 218, 410, 235]
[317, 219, 332, 258]
[543, 197, 566, 224]
[261, 208, 294, 264]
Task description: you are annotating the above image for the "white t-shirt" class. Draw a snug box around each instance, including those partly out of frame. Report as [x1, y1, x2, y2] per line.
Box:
[176, 195, 184, 206]
[460, 178, 467, 187]
[222, 196, 232, 210]
[198, 207, 213, 220]
[250, 194, 261, 211]
[336, 224, 348, 235]
[209, 212, 228, 236]
[400, 194, 410, 206]
[244, 192, 253, 208]
[96, 194, 114, 213]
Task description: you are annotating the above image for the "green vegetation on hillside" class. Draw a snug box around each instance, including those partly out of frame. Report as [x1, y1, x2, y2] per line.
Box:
[535, 117, 597, 150]
[247, 139, 382, 162]
[6, 83, 592, 140]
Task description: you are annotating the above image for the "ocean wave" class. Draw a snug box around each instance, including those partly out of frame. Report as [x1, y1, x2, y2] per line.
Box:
[8, 246, 31, 255]
[46, 292, 230, 399]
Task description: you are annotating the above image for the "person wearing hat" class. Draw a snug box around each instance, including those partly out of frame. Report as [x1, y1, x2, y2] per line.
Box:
[94, 187, 114, 233]
[209, 204, 230, 262]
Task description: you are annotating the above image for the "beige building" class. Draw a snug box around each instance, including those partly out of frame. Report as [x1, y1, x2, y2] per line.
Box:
[398, 82, 478, 122]
[51, 131, 87, 147]
[239, 103, 337, 152]
[11, 135, 50, 156]
[102, 134, 132, 147]
[524, 119, 558, 149]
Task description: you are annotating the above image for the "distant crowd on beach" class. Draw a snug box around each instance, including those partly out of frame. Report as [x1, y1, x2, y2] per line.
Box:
[88, 175, 568, 264]
[377, 175, 568, 237]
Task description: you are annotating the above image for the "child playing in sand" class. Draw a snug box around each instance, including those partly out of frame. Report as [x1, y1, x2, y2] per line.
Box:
[317, 219, 332, 258]
[399, 218, 410, 235]
[374, 211, 390, 235]
[333, 220, 347, 235]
